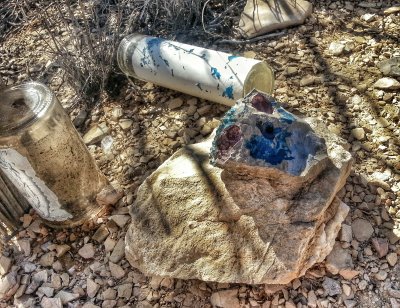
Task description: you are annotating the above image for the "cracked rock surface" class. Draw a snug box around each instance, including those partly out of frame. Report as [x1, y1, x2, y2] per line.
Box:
[125, 92, 352, 284]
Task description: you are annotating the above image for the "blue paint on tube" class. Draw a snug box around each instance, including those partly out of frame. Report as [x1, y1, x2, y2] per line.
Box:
[211, 67, 221, 80]
[222, 86, 234, 99]
[146, 37, 170, 68]
[147, 37, 162, 50]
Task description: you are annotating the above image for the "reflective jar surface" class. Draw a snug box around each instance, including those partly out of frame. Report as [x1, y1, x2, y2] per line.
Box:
[0, 82, 109, 227]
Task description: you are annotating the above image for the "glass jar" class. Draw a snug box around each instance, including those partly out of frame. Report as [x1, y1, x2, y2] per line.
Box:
[0, 82, 109, 228]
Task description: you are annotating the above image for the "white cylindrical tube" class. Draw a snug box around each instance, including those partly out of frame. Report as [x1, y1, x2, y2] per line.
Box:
[117, 34, 274, 106]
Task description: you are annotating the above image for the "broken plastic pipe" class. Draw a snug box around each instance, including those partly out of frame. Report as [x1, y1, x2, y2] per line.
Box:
[117, 34, 275, 106]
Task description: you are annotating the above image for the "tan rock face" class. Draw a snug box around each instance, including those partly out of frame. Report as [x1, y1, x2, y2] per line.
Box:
[239, 0, 313, 38]
[125, 115, 352, 284]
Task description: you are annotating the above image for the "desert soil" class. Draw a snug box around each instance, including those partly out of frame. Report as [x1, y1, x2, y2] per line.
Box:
[0, 0, 399, 307]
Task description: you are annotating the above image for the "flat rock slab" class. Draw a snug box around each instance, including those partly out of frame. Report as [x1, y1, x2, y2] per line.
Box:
[125, 91, 352, 284]
[239, 0, 313, 38]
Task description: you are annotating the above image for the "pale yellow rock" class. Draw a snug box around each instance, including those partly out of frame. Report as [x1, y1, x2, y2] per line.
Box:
[239, 0, 313, 38]
[125, 117, 352, 284]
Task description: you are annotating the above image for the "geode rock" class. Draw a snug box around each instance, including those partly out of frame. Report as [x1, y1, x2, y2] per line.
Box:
[125, 90, 352, 284]
[211, 91, 330, 177]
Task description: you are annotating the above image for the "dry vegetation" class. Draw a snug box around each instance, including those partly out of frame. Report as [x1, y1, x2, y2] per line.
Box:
[0, 1, 399, 307]
[1, 0, 246, 106]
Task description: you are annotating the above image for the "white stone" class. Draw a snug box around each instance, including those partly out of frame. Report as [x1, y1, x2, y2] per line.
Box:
[358, 1, 378, 8]
[109, 215, 130, 228]
[387, 253, 398, 266]
[14, 295, 35, 307]
[373, 78, 400, 90]
[361, 13, 376, 22]
[384, 6, 400, 14]
[101, 288, 117, 300]
[329, 42, 345, 56]
[117, 284, 132, 299]
[344, 299, 358, 308]
[377, 57, 400, 77]
[111, 107, 123, 120]
[119, 119, 133, 131]
[109, 238, 125, 263]
[374, 270, 388, 281]
[0, 256, 12, 275]
[55, 290, 79, 304]
[342, 284, 352, 296]
[322, 277, 341, 296]
[23, 262, 36, 274]
[86, 278, 100, 298]
[103, 300, 117, 307]
[83, 123, 110, 145]
[340, 224, 353, 242]
[104, 237, 116, 252]
[326, 242, 353, 275]
[37, 286, 54, 297]
[285, 301, 296, 308]
[78, 243, 95, 259]
[352, 219, 374, 242]
[109, 262, 125, 279]
[40, 297, 62, 308]
[17, 239, 31, 257]
[307, 290, 318, 308]
[210, 289, 240, 308]
[351, 128, 365, 140]
[388, 288, 400, 299]
[33, 270, 48, 283]
[0, 272, 18, 299]
[371, 171, 391, 182]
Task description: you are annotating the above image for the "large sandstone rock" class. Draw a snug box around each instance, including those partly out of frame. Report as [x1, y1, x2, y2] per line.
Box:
[238, 0, 313, 38]
[125, 91, 352, 284]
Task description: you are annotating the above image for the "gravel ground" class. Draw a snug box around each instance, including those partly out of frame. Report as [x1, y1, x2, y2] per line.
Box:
[0, 1, 399, 307]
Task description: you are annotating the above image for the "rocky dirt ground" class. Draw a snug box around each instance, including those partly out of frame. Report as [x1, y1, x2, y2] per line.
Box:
[0, 0, 400, 307]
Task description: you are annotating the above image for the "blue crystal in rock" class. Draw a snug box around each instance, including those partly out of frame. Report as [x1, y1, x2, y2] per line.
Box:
[210, 90, 327, 176]
[245, 121, 294, 165]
